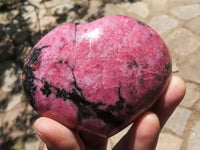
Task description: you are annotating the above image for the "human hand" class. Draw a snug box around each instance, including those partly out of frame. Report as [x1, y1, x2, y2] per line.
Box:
[34, 75, 186, 150]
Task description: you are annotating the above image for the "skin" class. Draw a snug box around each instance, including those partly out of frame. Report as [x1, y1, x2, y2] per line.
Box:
[34, 75, 186, 150]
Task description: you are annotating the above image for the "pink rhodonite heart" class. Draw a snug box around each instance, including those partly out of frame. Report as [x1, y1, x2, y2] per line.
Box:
[23, 15, 171, 137]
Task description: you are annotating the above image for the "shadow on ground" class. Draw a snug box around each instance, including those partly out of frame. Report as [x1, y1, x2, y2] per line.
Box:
[0, 0, 48, 149]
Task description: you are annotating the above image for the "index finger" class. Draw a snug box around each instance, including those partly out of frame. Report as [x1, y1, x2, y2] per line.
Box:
[151, 75, 186, 128]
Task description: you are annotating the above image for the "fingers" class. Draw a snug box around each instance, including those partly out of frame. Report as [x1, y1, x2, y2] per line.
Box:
[34, 117, 84, 150]
[113, 112, 160, 150]
[151, 75, 186, 128]
[114, 75, 185, 150]
[34, 75, 186, 150]
[130, 112, 160, 150]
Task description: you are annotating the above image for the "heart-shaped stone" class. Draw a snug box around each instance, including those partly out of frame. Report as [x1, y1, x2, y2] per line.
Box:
[23, 15, 171, 137]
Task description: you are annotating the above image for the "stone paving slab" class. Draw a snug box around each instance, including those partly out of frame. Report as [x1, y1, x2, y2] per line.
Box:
[0, 0, 200, 150]
[170, 4, 200, 20]
[165, 106, 192, 136]
[178, 53, 200, 83]
[166, 28, 200, 58]
[185, 17, 200, 36]
[188, 121, 200, 150]
[180, 82, 200, 108]
[148, 14, 179, 35]
[156, 133, 183, 150]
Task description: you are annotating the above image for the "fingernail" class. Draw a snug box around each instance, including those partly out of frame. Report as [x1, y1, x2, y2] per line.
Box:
[34, 128, 52, 147]
[145, 112, 155, 119]
[34, 127, 42, 136]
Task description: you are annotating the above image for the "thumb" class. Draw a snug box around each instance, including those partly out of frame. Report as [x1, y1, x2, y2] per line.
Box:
[34, 117, 84, 150]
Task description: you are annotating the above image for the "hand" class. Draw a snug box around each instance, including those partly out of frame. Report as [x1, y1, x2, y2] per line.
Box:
[34, 75, 186, 150]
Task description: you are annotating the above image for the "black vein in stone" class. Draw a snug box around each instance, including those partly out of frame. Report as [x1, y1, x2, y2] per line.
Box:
[116, 86, 125, 110]
[156, 74, 161, 80]
[23, 42, 125, 126]
[40, 81, 52, 97]
[106, 86, 125, 113]
[23, 62, 124, 126]
[28, 45, 48, 65]
[66, 60, 84, 98]
[74, 23, 79, 42]
[40, 78, 123, 126]
[56, 88, 70, 100]
[165, 62, 171, 71]
[126, 104, 134, 115]
[137, 20, 146, 26]
[127, 61, 138, 69]
[23, 65, 37, 110]
[23, 45, 48, 110]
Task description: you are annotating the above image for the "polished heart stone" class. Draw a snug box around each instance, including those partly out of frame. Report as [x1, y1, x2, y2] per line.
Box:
[22, 15, 171, 137]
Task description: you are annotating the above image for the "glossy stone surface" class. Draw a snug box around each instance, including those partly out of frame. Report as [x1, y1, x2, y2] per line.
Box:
[22, 15, 171, 137]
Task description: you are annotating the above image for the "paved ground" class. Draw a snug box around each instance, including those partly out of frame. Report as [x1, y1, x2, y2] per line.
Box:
[0, 0, 200, 150]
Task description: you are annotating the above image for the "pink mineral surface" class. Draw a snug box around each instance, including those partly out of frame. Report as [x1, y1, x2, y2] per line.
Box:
[23, 15, 171, 137]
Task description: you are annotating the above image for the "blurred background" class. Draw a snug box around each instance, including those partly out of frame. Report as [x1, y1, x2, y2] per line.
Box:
[0, 0, 199, 149]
